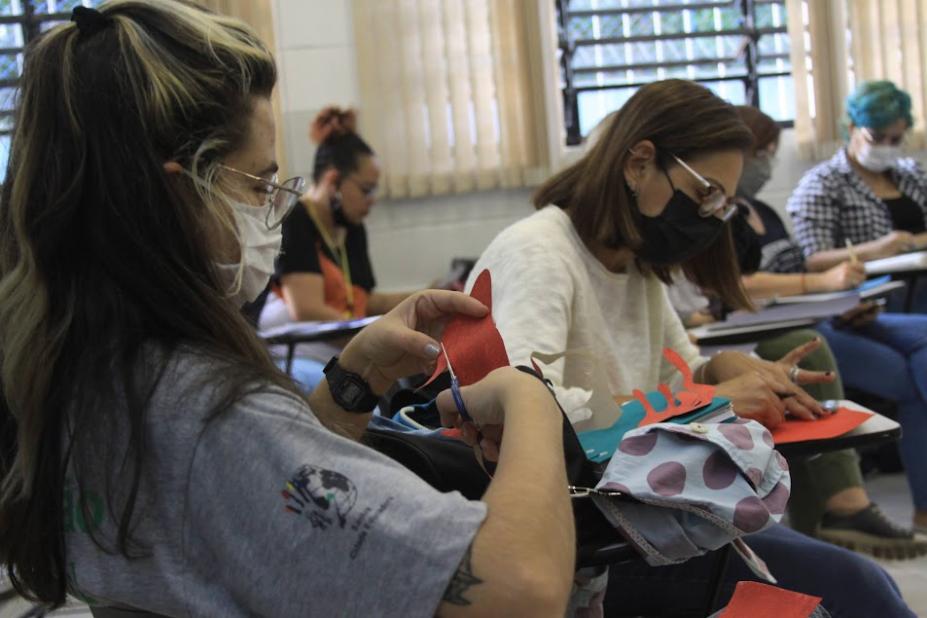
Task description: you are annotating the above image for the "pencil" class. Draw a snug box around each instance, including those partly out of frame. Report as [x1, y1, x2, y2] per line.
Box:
[845, 238, 859, 264]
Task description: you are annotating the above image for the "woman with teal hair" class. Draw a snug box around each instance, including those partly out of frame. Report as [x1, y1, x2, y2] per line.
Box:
[787, 80, 927, 312]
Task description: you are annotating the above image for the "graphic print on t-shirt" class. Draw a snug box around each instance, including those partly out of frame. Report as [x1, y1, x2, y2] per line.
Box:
[282, 464, 358, 530]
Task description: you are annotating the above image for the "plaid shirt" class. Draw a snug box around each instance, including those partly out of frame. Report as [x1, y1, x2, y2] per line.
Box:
[786, 148, 927, 257]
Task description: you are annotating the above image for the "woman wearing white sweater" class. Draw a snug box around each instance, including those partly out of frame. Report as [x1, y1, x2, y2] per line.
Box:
[470, 79, 913, 617]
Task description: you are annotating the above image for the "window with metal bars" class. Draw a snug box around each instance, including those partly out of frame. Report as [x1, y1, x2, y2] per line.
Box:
[0, 0, 103, 181]
[556, 0, 793, 145]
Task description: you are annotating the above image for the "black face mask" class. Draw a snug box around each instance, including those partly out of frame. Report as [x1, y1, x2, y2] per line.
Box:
[634, 186, 725, 265]
[330, 190, 351, 227]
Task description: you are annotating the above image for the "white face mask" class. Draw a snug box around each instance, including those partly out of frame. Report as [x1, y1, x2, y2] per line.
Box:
[217, 200, 282, 306]
[856, 141, 901, 173]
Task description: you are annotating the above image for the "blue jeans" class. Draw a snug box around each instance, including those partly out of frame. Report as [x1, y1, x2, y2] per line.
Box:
[816, 313, 927, 510]
[604, 524, 913, 617]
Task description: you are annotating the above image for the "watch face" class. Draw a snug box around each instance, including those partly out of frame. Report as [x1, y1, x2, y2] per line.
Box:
[325, 357, 376, 412]
[342, 380, 364, 404]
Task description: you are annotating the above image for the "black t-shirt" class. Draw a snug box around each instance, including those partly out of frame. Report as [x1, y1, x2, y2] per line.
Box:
[730, 205, 762, 275]
[884, 194, 927, 234]
[273, 205, 376, 316]
[736, 197, 806, 274]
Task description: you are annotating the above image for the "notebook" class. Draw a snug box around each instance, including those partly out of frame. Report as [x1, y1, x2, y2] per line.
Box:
[704, 277, 902, 331]
[864, 250, 927, 275]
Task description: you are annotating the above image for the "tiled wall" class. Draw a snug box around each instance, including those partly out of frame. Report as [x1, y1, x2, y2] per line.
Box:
[274, 0, 359, 181]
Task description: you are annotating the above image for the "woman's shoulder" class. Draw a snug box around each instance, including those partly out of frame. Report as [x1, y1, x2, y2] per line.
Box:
[896, 156, 927, 179]
[151, 346, 310, 426]
[801, 154, 847, 186]
[790, 156, 848, 207]
[488, 206, 580, 257]
[282, 203, 320, 238]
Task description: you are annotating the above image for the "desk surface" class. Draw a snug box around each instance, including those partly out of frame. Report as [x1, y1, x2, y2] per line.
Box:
[259, 316, 379, 345]
[775, 400, 900, 458]
[865, 251, 927, 275]
[689, 318, 818, 346]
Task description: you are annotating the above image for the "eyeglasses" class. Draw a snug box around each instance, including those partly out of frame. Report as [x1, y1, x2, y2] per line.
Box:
[670, 155, 738, 221]
[220, 164, 306, 229]
[344, 176, 378, 199]
[861, 127, 905, 147]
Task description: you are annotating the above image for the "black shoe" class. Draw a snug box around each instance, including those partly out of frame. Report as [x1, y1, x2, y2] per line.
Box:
[818, 503, 927, 560]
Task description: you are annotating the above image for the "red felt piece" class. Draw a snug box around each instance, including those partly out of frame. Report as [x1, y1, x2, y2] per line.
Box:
[771, 407, 872, 444]
[663, 347, 715, 411]
[421, 269, 510, 388]
[631, 349, 718, 427]
[720, 581, 821, 617]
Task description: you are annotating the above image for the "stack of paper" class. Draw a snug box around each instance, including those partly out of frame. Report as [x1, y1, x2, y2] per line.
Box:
[865, 250, 927, 275]
[703, 277, 904, 332]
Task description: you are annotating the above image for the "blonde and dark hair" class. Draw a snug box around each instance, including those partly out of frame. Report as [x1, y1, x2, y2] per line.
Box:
[0, 0, 293, 605]
[534, 79, 754, 309]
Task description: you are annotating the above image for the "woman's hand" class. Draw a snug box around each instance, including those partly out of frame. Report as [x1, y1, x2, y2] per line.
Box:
[707, 340, 834, 426]
[301, 168, 339, 210]
[813, 261, 866, 292]
[338, 290, 488, 394]
[715, 372, 789, 427]
[835, 300, 882, 329]
[435, 367, 555, 462]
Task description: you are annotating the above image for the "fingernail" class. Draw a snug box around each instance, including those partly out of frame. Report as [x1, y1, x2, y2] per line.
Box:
[826, 371, 833, 376]
[424, 342, 440, 359]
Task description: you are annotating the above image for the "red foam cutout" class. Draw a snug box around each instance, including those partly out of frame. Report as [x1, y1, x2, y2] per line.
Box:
[632, 349, 717, 426]
[422, 269, 510, 387]
[664, 348, 715, 409]
[720, 581, 821, 617]
[771, 407, 872, 444]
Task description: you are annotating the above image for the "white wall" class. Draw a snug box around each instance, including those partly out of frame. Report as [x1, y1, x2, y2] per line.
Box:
[274, 0, 534, 292]
[753, 128, 816, 232]
[274, 0, 359, 181]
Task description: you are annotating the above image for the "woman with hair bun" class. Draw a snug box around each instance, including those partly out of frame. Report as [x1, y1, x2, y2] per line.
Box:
[259, 107, 412, 388]
[262, 106, 409, 326]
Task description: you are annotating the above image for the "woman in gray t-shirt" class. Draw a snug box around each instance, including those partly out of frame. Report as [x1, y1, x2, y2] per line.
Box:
[0, 3, 574, 616]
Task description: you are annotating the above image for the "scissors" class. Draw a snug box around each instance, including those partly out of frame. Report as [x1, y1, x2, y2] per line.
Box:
[442, 343, 474, 424]
[442, 344, 490, 476]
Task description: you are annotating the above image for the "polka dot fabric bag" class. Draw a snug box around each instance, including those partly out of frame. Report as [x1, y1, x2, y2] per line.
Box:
[590, 418, 789, 572]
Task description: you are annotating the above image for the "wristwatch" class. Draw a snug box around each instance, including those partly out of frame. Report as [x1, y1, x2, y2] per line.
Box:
[323, 356, 379, 413]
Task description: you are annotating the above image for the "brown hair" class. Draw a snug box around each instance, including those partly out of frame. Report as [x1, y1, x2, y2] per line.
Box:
[533, 79, 754, 310]
[735, 105, 781, 152]
[310, 106, 373, 182]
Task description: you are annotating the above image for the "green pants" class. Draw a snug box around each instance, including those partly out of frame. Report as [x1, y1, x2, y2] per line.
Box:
[753, 329, 864, 535]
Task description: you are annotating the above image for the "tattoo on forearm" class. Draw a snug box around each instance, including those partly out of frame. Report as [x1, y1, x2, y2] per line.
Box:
[442, 545, 483, 606]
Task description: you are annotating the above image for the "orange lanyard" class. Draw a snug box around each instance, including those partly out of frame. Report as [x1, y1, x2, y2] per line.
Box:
[308, 203, 354, 317]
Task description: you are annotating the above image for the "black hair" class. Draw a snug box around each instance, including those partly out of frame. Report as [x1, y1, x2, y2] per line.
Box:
[312, 132, 374, 183]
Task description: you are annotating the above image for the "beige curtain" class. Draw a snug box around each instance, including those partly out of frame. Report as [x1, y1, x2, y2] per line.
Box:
[352, 0, 550, 199]
[786, 0, 848, 158]
[197, 0, 289, 178]
[845, 0, 927, 149]
[788, 0, 927, 158]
